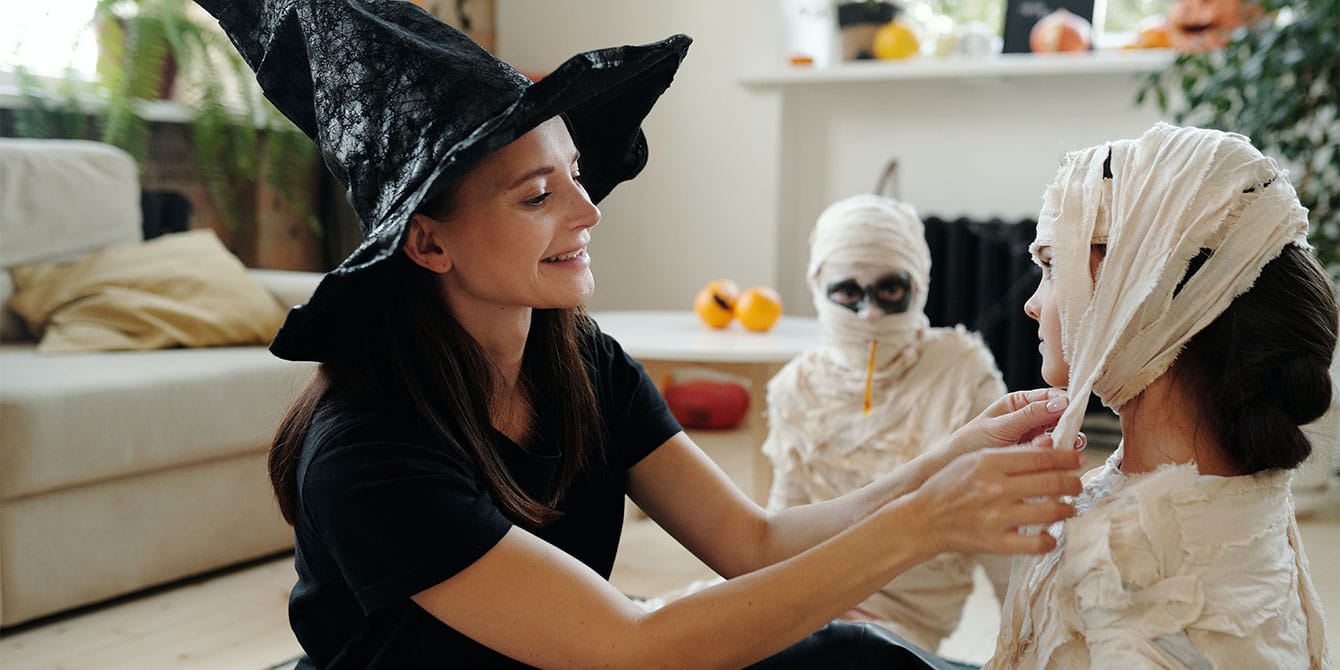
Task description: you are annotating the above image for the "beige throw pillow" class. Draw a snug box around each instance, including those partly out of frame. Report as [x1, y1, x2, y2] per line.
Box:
[8, 229, 286, 353]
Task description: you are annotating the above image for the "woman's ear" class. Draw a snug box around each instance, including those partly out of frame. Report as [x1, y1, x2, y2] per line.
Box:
[404, 214, 453, 273]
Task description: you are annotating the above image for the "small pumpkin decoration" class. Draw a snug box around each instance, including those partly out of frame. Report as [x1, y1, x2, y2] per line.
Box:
[735, 286, 784, 332]
[1029, 8, 1092, 53]
[1167, 0, 1259, 52]
[872, 19, 920, 60]
[693, 279, 740, 329]
[1123, 16, 1173, 49]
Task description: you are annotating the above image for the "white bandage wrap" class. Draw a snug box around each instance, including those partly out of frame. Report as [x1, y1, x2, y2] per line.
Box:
[766, 193, 1011, 648]
[1034, 123, 1310, 449]
[806, 194, 932, 369]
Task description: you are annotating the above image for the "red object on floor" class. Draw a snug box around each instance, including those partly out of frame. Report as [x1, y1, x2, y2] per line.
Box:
[663, 379, 751, 430]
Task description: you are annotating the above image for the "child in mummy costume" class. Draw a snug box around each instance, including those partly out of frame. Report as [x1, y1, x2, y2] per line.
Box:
[762, 194, 1016, 652]
[987, 123, 1336, 668]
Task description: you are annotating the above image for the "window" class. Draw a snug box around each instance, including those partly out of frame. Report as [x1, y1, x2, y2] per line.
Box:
[1, 0, 99, 80]
[902, 0, 1173, 49]
[1100, 0, 1173, 35]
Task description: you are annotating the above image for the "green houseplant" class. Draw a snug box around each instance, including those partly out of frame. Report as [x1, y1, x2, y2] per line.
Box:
[1137, 0, 1339, 277]
[12, 0, 318, 240]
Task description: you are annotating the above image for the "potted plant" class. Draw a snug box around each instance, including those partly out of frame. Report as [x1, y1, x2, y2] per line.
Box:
[1137, 0, 1339, 278]
[1141, 0, 1339, 513]
[11, 0, 319, 254]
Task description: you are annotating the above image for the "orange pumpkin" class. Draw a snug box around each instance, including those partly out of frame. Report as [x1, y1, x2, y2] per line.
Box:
[1168, 0, 1258, 52]
[1029, 9, 1092, 53]
[735, 286, 784, 332]
[693, 279, 740, 329]
[1124, 17, 1173, 49]
[873, 20, 920, 60]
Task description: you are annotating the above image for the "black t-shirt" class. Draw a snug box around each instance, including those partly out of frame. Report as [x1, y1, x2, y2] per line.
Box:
[290, 329, 682, 669]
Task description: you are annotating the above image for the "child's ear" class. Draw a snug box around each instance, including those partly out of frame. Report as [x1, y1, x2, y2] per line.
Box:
[404, 214, 453, 273]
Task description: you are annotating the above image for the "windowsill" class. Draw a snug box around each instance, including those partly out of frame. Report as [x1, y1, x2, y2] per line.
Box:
[0, 83, 197, 124]
[741, 49, 1175, 87]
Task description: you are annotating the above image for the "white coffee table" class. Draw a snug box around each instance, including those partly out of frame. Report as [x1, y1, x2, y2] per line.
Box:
[590, 310, 820, 503]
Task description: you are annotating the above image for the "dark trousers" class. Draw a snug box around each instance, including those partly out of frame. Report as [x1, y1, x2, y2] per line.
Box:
[748, 621, 975, 670]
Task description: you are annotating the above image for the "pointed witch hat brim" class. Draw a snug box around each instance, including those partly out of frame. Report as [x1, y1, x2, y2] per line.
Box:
[197, 0, 691, 362]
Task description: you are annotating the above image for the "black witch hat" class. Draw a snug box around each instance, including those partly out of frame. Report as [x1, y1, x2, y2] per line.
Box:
[196, 0, 691, 362]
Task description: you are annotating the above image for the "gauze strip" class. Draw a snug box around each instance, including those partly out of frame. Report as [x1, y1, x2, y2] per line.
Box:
[1033, 123, 1310, 449]
[807, 194, 931, 367]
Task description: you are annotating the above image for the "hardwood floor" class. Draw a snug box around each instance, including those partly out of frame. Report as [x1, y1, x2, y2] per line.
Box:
[2, 435, 1337, 669]
[0, 556, 301, 669]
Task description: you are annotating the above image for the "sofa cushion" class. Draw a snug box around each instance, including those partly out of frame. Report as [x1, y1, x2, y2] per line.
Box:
[0, 450, 294, 626]
[0, 140, 142, 341]
[0, 344, 317, 499]
[248, 269, 324, 312]
[8, 229, 286, 353]
[0, 272, 29, 342]
[0, 139, 142, 266]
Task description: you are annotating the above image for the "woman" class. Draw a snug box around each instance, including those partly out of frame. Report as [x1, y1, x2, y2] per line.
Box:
[763, 194, 1015, 651]
[199, 1, 1084, 667]
[989, 123, 1336, 668]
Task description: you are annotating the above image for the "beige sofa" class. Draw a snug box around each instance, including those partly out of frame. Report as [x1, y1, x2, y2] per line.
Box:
[0, 139, 319, 626]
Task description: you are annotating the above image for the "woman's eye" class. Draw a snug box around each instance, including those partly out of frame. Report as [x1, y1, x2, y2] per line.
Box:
[524, 192, 551, 207]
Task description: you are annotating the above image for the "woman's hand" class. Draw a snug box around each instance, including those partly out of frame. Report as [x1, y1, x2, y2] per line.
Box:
[907, 445, 1083, 555]
[941, 387, 1085, 461]
[903, 388, 1085, 556]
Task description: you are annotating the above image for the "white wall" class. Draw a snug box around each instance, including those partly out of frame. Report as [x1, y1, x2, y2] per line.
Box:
[497, 0, 785, 312]
[768, 73, 1165, 313]
[497, 2, 1168, 315]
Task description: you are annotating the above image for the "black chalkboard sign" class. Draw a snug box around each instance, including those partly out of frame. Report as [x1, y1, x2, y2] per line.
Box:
[1002, 0, 1096, 53]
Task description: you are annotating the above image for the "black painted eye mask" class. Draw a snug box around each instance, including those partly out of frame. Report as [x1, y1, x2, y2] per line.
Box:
[825, 271, 913, 315]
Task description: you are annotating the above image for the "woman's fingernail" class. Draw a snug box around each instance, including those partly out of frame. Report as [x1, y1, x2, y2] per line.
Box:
[1046, 396, 1069, 412]
[1032, 434, 1053, 448]
[1073, 432, 1088, 451]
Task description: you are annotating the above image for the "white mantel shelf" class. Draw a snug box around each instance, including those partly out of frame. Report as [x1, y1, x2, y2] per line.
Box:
[741, 49, 1175, 87]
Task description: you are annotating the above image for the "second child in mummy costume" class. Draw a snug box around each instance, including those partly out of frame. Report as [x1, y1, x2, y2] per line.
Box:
[988, 123, 1336, 669]
[762, 194, 1016, 651]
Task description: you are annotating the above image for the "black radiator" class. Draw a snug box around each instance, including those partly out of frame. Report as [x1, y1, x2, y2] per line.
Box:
[923, 216, 1045, 393]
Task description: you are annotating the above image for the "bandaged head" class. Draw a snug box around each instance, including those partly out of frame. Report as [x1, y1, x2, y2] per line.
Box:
[808, 194, 931, 369]
[1035, 122, 1311, 449]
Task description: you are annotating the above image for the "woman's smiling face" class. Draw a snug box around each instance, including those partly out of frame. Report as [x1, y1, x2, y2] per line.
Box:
[412, 117, 601, 321]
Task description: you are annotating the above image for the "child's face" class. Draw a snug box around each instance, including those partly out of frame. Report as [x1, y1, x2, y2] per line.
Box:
[1024, 245, 1106, 388]
[815, 260, 913, 321]
[1024, 246, 1068, 387]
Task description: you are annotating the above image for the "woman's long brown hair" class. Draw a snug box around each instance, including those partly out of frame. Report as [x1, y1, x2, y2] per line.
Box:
[269, 252, 603, 529]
